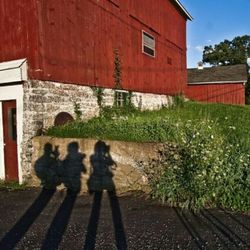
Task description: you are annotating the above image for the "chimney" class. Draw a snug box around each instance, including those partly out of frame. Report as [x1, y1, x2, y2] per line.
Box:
[197, 61, 204, 70]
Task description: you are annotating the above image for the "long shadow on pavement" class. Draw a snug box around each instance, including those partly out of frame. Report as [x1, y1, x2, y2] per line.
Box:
[174, 208, 250, 249]
[174, 207, 206, 250]
[202, 209, 248, 248]
[83, 140, 127, 250]
[41, 141, 86, 249]
[41, 192, 77, 250]
[0, 188, 55, 250]
[221, 208, 250, 232]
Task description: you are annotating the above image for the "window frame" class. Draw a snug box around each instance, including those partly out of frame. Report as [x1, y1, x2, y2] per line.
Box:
[142, 30, 156, 58]
[114, 90, 129, 107]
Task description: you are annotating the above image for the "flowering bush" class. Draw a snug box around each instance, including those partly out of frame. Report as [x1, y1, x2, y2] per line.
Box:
[47, 101, 250, 211]
[149, 119, 250, 211]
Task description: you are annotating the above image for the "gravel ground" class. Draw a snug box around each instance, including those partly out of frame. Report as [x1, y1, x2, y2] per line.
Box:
[0, 188, 250, 250]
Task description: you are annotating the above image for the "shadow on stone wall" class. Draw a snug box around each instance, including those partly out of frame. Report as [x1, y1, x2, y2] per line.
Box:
[35, 142, 86, 194]
[84, 140, 127, 250]
[0, 140, 127, 249]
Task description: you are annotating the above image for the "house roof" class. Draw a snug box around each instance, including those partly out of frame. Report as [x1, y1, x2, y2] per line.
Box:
[173, 0, 193, 20]
[188, 64, 248, 85]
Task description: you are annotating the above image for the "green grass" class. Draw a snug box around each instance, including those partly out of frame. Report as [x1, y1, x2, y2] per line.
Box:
[47, 101, 250, 150]
[47, 102, 250, 211]
[0, 180, 27, 191]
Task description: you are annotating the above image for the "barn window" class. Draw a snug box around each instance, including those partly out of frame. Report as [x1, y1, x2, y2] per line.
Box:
[142, 31, 155, 57]
[115, 90, 129, 107]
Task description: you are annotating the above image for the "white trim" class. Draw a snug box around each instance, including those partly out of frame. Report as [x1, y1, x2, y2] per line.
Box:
[0, 102, 4, 180]
[114, 89, 129, 93]
[0, 59, 27, 84]
[174, 0, 193, 20]
[142, 30, 156, 58]
[188, 80, 247, 85]
[0, 84, 24, 183]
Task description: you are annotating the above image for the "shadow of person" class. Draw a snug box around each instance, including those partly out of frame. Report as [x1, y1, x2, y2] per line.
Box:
[35, 143, 61, 189]
[0, 188, 55, 250]
[62, 142, 86, 194]
[84, 141, 127, 250]
[0, 144, 62, 249]
[41, 142, 86, 249]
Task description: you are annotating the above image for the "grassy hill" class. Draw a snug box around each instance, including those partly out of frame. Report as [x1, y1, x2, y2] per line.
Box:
[48, 102, 250, 150]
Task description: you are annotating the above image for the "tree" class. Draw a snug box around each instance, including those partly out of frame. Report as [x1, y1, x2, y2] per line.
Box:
[202, 35, 250, 66]
[202, 35, 250, 103]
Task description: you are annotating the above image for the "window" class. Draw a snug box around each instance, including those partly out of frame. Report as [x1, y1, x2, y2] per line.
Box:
[115, 90, 129, 107]
[8, 108, 17, 141]
[142, 31, 155, 57]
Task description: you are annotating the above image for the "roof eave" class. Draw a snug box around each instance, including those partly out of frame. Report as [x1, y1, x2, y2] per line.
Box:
[174, 0, 193, 21]
[188, 80, 247, 85]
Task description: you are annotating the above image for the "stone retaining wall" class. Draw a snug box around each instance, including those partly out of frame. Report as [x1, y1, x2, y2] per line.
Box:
[21, 80, 172, 182]
[31, 136, 162, 193]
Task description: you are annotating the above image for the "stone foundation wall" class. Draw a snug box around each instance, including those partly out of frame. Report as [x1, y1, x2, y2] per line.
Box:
[31, 136, 162, 193]
[21, 80, 172, 182]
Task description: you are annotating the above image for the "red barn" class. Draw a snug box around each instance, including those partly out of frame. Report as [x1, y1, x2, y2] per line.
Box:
[0, 0, 191, 183]
[186, 64, 248, 105]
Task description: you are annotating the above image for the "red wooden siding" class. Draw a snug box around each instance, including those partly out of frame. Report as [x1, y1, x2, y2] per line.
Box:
[186, 83, 245, 105]
[0, 0, 188, 95]
[0, 0, 43, 79]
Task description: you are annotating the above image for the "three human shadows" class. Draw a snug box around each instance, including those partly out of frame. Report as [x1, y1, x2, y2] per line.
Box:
[0, 140, 127, 249]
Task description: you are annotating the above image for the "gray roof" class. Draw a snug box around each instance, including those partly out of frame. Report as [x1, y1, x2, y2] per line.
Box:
[188, 64, 248, 84]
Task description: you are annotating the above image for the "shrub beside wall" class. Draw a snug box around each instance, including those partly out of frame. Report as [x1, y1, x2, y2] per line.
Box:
[145, 120, 250, 211]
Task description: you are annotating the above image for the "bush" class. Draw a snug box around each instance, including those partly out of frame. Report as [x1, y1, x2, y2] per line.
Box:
[172, 94, 186, 108]
[47, 102, 250, 211]
[147, 120, 250, 211]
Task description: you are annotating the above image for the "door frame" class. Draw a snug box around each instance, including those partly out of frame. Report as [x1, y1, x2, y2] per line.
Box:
[0, 85, 24, 183]
[0, 59, 26, 183]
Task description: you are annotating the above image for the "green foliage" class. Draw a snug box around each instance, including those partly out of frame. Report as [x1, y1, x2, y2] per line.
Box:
[0, 180, 27, 191]
[172, 94, 185, 108]
[73, 102, 82, 121]
[203, 35, 250, 66]
[100, 104, 138, 120]
[149, 120, 250, 211]
[113, 49, 122, 89]
[48, 102, 250, 149]
[91, 87, 104, 108]
[47, 102, 250, 211]
[114, 90, 135, 108]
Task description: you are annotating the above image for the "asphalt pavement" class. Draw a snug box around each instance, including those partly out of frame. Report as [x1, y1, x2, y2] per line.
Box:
[0, 188, 250, 250]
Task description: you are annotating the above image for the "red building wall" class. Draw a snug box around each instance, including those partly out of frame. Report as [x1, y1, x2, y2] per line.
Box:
[0, 0, 42, 78]
[186, 83, 245, 105]
[0, 0, 188, 95]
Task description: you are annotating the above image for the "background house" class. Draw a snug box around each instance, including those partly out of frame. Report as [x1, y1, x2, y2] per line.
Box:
[186, 64, 248, 105]
[0, 0, 191, 183]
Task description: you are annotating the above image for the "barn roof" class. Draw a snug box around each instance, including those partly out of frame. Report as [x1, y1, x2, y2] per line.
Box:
[174, 0, 193, 20]
[188, 64, 248, 85]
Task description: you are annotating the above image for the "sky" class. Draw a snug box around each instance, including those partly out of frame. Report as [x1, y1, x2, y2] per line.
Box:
[180, 0, 250, 68]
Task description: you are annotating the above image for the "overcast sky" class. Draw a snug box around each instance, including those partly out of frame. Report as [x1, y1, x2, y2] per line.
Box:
[180, 0, 250, 68]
